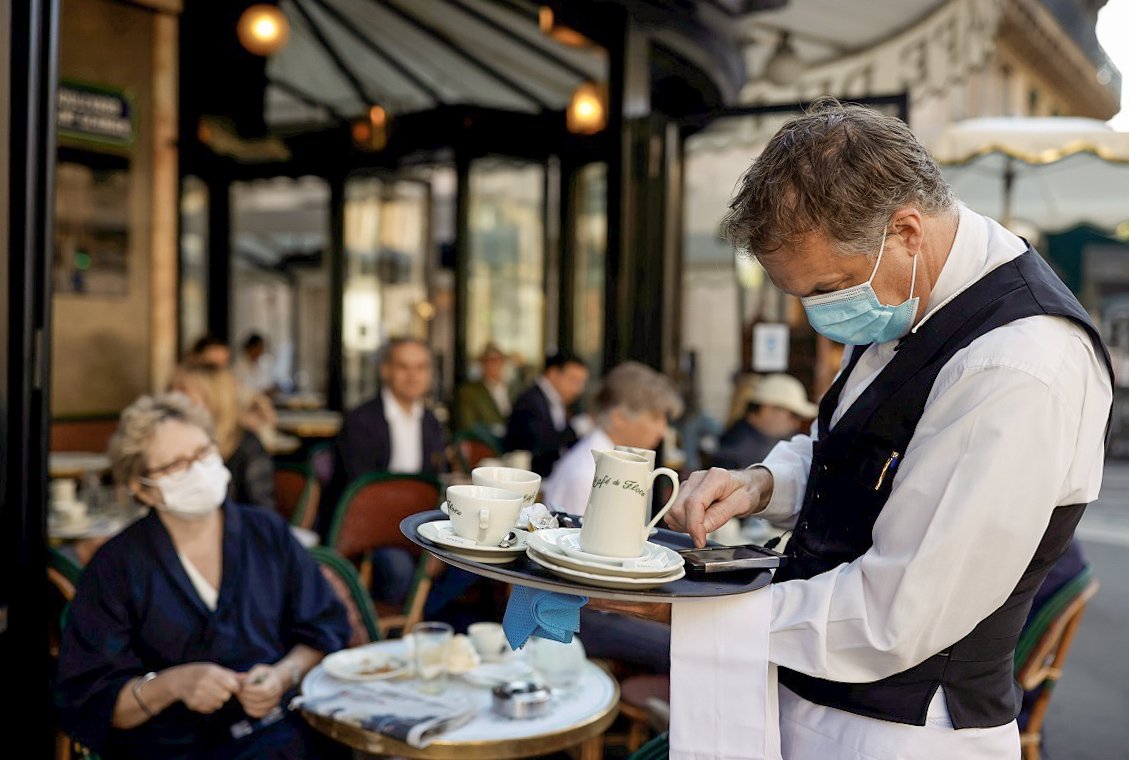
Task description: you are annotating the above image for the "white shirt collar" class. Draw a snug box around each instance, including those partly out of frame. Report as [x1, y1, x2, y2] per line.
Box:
[381, 388, 423, 422]
[536, 376, 568, 431]
[911, 204, 1027, 334]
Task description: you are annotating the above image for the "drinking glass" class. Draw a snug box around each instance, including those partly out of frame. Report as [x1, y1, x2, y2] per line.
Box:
[412, 621, 453, 695]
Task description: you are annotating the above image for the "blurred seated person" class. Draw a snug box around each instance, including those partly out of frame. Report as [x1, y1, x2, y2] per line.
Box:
[188, 334, 232, 369]
[234, 333, 278, 396]
[542, 361, 683, 515]
[188, 333, 277, 436]
[171, 364, 275, 511]
[55, 393, 350, 759]
[711, 373, 816, 470]
[335, 338, 448, 484]
[540, 363, 683, 672]
[505, 350, 589, 477]
[334, 338, 447, 606]
[455, 342, 512, 438]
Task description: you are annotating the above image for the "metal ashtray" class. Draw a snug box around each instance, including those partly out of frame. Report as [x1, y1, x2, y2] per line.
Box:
[491, 679, 552, 719]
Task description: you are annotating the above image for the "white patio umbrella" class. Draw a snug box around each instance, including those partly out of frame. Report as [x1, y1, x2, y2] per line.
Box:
[931, 117, 1129, 233]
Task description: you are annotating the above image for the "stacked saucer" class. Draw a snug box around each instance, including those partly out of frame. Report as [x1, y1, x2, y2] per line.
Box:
[526, 528, 685, 590]
[416, 520, 529, 564]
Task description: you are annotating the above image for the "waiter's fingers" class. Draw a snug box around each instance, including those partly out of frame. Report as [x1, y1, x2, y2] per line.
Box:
[668, 468, 741, 547]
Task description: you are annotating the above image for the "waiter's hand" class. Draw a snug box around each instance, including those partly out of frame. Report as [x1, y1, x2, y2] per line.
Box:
[666, 466, 774, 548]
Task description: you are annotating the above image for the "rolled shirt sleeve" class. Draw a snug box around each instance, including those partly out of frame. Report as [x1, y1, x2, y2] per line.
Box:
[768, 323, 1110, 683]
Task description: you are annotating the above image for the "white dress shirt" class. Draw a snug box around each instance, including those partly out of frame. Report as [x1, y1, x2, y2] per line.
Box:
[542, 427, 614, 516]
[536, 376, 568, 432]
[382, 388, 424, 474]
[486, 379, 511, 417]
[757, 205, 1112, 758]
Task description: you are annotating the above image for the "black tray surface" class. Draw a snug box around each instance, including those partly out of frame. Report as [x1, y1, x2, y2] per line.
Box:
[401, 511, 772, 603]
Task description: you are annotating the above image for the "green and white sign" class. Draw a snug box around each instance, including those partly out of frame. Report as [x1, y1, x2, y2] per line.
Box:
[58, 80, 135, 149]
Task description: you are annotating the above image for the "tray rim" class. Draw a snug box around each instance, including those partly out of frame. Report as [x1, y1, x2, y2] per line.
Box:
[401, 510, 771, 603]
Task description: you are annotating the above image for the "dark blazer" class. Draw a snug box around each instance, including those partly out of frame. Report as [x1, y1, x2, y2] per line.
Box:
[504, 383, 577, 477]
[335, 394, 448, 485]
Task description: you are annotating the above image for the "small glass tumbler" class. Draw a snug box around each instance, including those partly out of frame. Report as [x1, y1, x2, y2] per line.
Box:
[412, 621, 453, 695]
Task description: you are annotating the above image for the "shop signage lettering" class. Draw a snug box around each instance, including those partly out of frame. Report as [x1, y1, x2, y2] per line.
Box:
[58, 81, 135, 148]
[742, 0, 1003, 104]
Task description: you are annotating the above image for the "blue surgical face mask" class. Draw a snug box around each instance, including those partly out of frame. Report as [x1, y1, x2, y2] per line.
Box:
[799, 227, 920, 345]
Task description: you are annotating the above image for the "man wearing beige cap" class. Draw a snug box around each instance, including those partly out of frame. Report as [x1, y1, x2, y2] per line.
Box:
[713, 374, 817, 470]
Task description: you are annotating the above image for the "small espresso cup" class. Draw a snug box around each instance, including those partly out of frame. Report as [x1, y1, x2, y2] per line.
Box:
[471, 466, 541, 508]
[444, 485, 524, 546]
[614, 446, 656, 470]
[467, 622, 510, 661]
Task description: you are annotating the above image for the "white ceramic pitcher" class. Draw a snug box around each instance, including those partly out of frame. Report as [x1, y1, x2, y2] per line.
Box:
[579, 449, 680, 558]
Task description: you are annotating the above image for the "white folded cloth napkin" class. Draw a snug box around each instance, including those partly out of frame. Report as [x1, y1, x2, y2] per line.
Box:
[670, 587, 781, 759]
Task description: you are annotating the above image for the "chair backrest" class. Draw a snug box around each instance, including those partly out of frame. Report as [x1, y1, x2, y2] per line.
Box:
[274, 464, 320, 530]
[452, 427, 502, 473]
[1015, 566, 1098, 688]
[628, 731, 670, 760]
[327, 472, 441, 561]
[308, 545, 381, 647]
[310, 441, 336, 487]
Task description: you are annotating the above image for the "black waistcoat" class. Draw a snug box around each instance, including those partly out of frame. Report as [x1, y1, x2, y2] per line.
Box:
[774, 247, 1113, 729]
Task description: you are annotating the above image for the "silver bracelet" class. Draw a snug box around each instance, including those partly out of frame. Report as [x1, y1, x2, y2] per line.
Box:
[132, 672, 158, 718]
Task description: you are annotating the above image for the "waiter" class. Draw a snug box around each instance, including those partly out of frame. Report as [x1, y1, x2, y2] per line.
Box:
[666, 99, 1113, 758]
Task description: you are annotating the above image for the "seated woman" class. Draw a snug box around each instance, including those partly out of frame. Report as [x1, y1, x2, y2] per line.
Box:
[172, 363, 276, 511]
[55, 393, 350, 759]
[541, 362, 684, 673]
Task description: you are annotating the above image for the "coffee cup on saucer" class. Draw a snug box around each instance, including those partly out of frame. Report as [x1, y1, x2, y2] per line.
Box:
[444, 485, 524, 547]
[467, 622, 510, 662]
[471, 467, 541, 508]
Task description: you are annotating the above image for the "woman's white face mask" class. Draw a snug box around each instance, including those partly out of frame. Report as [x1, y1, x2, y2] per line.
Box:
[142, 453, 230, 520]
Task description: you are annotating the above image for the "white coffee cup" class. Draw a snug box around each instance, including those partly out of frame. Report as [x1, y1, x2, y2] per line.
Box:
[444, 485, 524, 546]
[51, 478, 77, 505]
[471, 466, 541, 508]
[467, 622, 510, 661]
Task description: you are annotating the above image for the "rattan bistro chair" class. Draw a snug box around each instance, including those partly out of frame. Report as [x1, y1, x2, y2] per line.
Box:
[274, 462, 320, 531]
[1014, 566, 1099, 760]
[308, 545, 382, 646]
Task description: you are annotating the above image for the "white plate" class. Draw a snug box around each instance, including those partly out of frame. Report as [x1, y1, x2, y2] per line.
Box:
[460, 658, 536, 688]
[322, 644, 410, 681]
[528, 529, 682, 578]
[555, 533, 682, 571]
[526, 546, 685, 590]
[417, 520, 528, 564]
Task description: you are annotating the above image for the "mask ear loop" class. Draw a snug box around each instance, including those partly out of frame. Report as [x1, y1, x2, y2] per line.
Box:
[908, 250, 919, 300]
[866, 226, 891, 285]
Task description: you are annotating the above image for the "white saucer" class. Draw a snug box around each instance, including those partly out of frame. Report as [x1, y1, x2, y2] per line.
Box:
[417, 520, 528, 565]
[528, 529, 683, 578]
[322, 643, 410, 681]
[526, 545, 685, 590]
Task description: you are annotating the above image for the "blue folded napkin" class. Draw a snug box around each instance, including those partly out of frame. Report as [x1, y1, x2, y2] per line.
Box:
[502, 585, 588, 650]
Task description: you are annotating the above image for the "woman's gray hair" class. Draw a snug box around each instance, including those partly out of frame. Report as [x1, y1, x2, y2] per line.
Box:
[592, 362, 684, 425]
[721, 97, 955, 257]
[108, 392, 214, 485]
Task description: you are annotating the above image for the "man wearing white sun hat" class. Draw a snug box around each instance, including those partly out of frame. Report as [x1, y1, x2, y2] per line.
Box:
[713, 374, 818, 471]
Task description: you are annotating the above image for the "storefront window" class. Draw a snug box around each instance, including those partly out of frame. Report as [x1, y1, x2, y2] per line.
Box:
[342, 176, 431, 409]
[231, 176, 329, 395]
[467, 159, 545, 374]
[572, 163, 606, 378]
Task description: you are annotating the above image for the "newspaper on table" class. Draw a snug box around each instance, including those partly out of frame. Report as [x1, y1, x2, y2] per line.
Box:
[293, 680, 476, 748]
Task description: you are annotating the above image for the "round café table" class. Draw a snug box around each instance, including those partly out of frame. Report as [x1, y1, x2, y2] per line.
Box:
[299, 641, 619, 759]
[274, 410, 343, 439]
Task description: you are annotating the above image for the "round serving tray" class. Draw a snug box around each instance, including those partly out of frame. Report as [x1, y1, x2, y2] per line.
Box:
[401, 511, 771, 603]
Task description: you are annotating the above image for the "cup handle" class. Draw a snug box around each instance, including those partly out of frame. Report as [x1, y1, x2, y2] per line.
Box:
[476, 508, 490, 543]
[440, 501, 449, 515]
[644, 467, 681, 534]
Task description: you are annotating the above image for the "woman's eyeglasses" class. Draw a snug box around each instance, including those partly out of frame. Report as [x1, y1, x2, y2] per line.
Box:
[144, 442, 219, 480]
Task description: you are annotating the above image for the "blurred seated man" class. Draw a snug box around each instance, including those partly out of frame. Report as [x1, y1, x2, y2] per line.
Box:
[455, 342, 511, 439]
[334, 338, 448, 606]
[541, 362, 684, 674]
[234, 333, 278, 396]
[505, 351, 589, 477]
[711, 373, 816, 470]
[335, 338, 447, 484]
[543, 361, 683, 516]
[187, 334, 232, 369]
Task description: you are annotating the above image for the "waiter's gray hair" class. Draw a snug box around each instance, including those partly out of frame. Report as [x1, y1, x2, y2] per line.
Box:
[109, 392, 215, 485]
[592, 362, 684, 425]
[721, 97, 955, 257]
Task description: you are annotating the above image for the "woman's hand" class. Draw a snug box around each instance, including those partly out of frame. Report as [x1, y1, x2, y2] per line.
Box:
[236, 664, 287, 718]
[165, 663, 242, 714]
